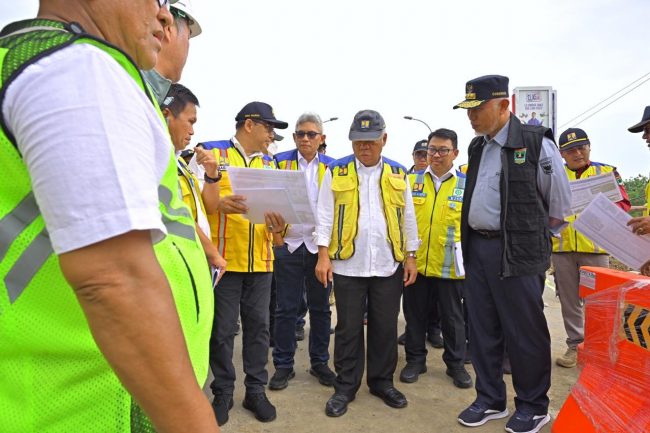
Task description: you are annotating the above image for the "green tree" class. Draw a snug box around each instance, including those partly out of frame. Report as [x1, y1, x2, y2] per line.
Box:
[623, 174, 648, 217]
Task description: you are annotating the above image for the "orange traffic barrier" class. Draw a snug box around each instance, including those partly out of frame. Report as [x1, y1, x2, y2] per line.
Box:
[553, 267, 650, 433]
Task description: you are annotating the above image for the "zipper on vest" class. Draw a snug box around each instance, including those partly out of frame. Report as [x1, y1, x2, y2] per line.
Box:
[334, 204, 345, 260]
[172, 241, 200, 322]
[499, 149, 508, 279]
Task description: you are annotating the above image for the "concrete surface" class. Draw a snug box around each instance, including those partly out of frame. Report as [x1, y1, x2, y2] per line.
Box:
[207, 277, 579, 433]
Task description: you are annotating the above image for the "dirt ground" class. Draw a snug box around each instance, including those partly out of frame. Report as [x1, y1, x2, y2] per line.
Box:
[206, 276, 579, 433]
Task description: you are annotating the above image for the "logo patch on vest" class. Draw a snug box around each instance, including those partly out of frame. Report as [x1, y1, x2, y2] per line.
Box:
[540, 157, 553, 175]
[338, 166, 348, 176]
[218, 157, 229, 170]
[448, 195, 463, 203]
[412, 182, 426, 197]
[514, 148, 527, 164]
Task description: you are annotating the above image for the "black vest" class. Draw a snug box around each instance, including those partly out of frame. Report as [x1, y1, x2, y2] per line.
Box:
[461, 114, 555, 277]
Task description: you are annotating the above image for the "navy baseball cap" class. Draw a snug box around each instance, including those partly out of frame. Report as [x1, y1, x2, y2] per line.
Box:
[349, 109, 386, 141]
[453, 75, 509, 109]
[412, 139, 428, 153]
[558, 128, 590, 151]
[628, 105, 650, 133]
[235, 101, 288, 129]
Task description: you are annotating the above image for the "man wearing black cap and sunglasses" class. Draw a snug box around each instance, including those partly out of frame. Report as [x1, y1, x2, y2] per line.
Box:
[200, 101, 288, 425]
[626, 106, 650, 276]
[453, 75, 571, 433]
[552, 128, 630, 369]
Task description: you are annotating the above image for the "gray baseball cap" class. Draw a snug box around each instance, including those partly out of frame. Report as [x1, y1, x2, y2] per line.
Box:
[349, 109, 386, 141]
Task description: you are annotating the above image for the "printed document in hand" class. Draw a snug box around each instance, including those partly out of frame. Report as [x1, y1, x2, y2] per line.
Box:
[227, 166, 316, 225]
[569, 172, 623, 215]
[573, 193, 650, 270]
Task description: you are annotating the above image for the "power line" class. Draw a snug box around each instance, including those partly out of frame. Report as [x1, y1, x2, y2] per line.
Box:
[559, 71, 650, 130]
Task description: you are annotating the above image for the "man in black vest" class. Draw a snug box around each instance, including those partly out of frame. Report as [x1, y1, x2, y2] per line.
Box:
[453, 75, 571, 433]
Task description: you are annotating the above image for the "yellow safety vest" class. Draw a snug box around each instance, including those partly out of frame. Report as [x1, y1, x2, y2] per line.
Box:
[409, 169, 465, 279]
[552, 162, 615, 254]
[328, 156, 407, 262]
[203, 140, 276, 272]
[645, 181, 650, 217]
[177, 157, 207, 222]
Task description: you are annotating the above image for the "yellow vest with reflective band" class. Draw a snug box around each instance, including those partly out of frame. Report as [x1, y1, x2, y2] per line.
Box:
[202, 140, 276, 272]
[552, 162, 614, 254]
[328, 156, 407, 262]
[177, 156, 207, 222]
[409, 169, 466, 279]
[0, 20, 213, 433]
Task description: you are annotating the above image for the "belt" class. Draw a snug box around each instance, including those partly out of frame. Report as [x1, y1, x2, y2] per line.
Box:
[471, 228, 501, 239]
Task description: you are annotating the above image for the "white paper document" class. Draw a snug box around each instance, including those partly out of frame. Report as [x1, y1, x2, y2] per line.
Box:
[573, 193, 650, 270]
[569, 172, 623, 215]
[454, 241, 465, 277]
[226, 167, 316, 225]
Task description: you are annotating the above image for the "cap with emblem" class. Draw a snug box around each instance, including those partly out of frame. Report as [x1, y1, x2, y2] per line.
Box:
[171, 0, 202, 38]
[558, 128, 590, 151]
[412, 139, 428, 153]
[349, 109, 386, 141]
[453, 75, 509, 110]
[628, 105, 650, 133]
[235, 101, 288, 129]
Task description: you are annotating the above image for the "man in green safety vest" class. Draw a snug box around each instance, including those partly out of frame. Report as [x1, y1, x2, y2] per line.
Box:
[0, 1, 218, 432]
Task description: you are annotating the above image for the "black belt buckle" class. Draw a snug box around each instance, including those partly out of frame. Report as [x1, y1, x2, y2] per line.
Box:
[473, 229, 501, 239]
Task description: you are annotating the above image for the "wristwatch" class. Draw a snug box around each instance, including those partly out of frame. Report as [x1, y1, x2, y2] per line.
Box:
[406, 251, 417, 259]
[204, 171, 222, 184]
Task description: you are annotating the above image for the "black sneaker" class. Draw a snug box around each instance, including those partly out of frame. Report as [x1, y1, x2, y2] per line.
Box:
[427, 332, 444, 349]
[268, 368, 295, 390]
[457, 402, 509, 427]
[310, 363, 336, 386]
[243, 392, 277, 422]
[211, 394, 234, 426]
[295, 326, 305, 341]
[505, 410, 550, 433]
[399, 363, 427, 383]
[445, 367, 473, 389]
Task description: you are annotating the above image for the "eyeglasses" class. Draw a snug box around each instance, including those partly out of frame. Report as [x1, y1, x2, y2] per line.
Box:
[427, 147, 453, 156]
[561, 144, 589, 155]
[295, 131, 321, 139]
[251, 119, 274, 133]
[413, 151, 428, 159]
[156, 0, 170, 9]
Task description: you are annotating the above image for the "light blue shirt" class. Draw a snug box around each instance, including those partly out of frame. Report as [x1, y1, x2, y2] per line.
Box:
[468, 119, 571, 231]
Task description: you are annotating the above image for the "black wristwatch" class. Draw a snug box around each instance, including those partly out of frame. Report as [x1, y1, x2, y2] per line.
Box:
[204, 171, 222, 184]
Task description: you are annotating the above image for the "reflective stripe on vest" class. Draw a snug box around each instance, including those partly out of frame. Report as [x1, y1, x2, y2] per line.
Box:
[158, 185, 197, 241]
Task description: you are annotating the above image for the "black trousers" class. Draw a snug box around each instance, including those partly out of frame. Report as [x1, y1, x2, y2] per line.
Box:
[403, 275, 466, 368]
[465, 232, 551, 414]
[332, 268, 403, 397]
[209, 272, 272, 396]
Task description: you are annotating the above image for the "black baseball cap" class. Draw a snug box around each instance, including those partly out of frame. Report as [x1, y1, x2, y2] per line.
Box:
[558, 128, 590, 151]
[273, 132, 284, 142]
[235, 101, 288, 129]
[628, 105, 650, 133]
[412, 139, 428, 153]
[349, 109, 386, 141]
[453, 75, 509, 109]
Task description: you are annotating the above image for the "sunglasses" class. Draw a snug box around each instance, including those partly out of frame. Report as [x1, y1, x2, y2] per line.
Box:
[295, 131, 321, 139]
[251, 119, 274, 133]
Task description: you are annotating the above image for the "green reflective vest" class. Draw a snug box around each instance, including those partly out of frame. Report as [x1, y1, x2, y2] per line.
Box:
[0, 19, 213, 432]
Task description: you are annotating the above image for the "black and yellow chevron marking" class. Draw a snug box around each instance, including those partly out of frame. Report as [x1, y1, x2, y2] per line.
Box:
[622, 304, 650, 350]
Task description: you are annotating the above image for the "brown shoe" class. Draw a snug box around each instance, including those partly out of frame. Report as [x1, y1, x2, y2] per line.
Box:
[556, 347, 577, 368]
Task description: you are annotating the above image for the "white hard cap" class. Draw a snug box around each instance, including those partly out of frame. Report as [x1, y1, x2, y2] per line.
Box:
[171, 0, 202, 38]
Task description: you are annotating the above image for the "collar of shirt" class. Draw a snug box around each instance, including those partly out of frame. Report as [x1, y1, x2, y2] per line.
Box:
[231, 135, 263, 164]
[425, 165, 456, 183]
[484, 120, 510, 147]
[355, 157, 383, 174]
[298, 151, 319, 169]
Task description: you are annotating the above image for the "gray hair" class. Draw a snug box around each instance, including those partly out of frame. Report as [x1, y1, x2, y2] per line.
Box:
[295, 112, 323, 132]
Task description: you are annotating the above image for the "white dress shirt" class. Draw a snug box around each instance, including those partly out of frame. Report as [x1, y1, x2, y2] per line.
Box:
[316, 157, 420, 277]
[425, 165, 456, 192]
[284, 152, 320, 253]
